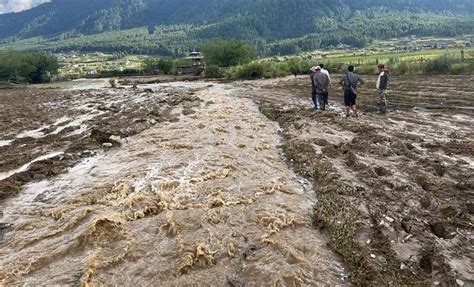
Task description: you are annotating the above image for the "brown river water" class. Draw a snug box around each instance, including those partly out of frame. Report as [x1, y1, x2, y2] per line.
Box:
[0, 82, 345, 286]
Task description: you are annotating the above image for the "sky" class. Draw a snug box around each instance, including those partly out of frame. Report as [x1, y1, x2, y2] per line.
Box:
[0, 0, 49, 14]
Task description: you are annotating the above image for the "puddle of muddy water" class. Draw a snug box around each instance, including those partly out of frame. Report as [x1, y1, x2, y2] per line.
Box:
[0, 83, 345, 286]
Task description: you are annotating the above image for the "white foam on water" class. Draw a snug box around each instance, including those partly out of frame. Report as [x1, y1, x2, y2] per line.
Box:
[0, 151, 64, 181]
[52, 114, 97, 135]
[16, 117, 70, 139]
[66, 124, 89, 137]
[0, 140, 13, 147]
[16, 126, 47, 139]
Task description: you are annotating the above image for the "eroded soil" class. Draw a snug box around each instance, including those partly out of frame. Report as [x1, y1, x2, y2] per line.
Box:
[251, 75, 473, 285]
[0, 86, 200, 200]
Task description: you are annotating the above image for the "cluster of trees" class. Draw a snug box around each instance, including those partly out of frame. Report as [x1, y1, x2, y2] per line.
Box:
[142, 57, 174, 75]
[202, 40, 255, 67]
[0, 51, 59, 83]
[0, 0, 473, 56]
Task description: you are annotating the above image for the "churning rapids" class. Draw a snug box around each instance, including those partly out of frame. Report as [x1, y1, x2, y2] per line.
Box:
[0, 82, 345, 286]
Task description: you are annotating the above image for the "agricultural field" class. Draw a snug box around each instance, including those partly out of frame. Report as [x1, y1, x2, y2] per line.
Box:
[299, 35, 474, 59]
[56, 53, 148, 78]
[33, 35, 474, 80]
[0, 73, 472, 285]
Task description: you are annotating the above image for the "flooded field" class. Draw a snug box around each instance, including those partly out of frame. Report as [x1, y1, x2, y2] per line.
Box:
[252, 75, 473, 285]
[0, 81, 344, 285]
[0, 75, 472, 285]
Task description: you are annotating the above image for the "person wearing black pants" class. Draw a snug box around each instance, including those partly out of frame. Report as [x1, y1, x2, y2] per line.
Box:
[318, 91, 329, 111]
[340, 65, 364, 118]
[310, 67, 319, 110]
[312, 66, 330, 111]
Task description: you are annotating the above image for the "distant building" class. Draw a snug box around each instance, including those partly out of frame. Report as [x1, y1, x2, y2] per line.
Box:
[85, 69, 97, 75]
[420, 44, 433, 50]
[336, 43, 351, 49]
[395, 46, 409, 52]
[177, 52, 205, 76]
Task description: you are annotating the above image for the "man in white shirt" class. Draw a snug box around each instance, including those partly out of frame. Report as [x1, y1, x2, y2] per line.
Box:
[319, 64, 331, 84]
[319, 64, 331, 108]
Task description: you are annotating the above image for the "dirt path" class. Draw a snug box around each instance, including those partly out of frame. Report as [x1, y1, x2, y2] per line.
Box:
[0, 83, 344, 285]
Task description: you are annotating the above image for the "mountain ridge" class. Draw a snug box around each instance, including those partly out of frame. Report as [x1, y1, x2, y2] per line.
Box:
[0, 0, 473, 55]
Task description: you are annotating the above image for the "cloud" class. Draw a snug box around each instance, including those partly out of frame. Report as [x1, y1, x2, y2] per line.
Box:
[0, 0, 50, 14]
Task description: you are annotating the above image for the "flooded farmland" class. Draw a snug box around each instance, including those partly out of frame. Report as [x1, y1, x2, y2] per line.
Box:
[0, 75, 472, 286]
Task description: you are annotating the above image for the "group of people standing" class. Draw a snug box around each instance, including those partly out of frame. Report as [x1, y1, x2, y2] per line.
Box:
[310, 63, 390, 117]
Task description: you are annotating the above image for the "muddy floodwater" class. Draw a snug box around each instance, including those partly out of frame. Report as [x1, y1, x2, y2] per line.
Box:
[1, 75, 473, 286]
[0, 82, 344, 285]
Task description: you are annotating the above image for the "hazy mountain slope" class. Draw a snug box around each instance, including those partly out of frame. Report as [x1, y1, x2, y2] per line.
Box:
[0, 0, 473, 55]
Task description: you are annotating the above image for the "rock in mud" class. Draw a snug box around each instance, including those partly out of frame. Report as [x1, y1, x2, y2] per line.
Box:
[102, 143, 113, 149]
[384, 216, 395, 223]
[109, 135, 122, 146]
[419, 252, 433, 274]
[429, 221, 455, 239]
[0, 222, 13, 241]
[466, 202, 474, 215]
[420, 197, 431, 209]
[374, 166, 391, 177]
[90, 129, 113, 145]
[433, 163, 447, 177]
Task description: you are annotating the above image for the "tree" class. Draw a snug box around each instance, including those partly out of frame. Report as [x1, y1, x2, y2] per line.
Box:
[0, 51, 59, 84]
[143, 57, 174, 75]
[157, 57, 174, 75]
[202, 40, 256, 67]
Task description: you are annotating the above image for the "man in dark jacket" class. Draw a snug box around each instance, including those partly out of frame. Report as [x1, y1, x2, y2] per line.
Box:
[340, 65, 364, 118]
[312, 66, 330, 110]
[377, 64, 390, 114]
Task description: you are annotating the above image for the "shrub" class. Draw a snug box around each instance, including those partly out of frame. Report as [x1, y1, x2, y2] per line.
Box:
[423, 54, 452, 74]
[226, 62, 265, 79]
[287, 58, 304, 76]
[395, 61, 410, 75]
[143, 57, 175, 75]
[204, 65, 224, 78]
[450, 62, 474, 75]
[263, 61, 290, 78]
[352, 65, 376, 75]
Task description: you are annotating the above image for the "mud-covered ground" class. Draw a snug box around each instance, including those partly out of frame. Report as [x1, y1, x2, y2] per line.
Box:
[251, 75, 473, 285]
[0, 86, 201, 200]
[0, 82, 344, 286]
[0, 75, 472, 286]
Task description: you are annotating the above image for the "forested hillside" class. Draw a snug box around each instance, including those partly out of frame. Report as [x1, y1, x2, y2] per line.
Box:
[0, 0, 473, 55]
